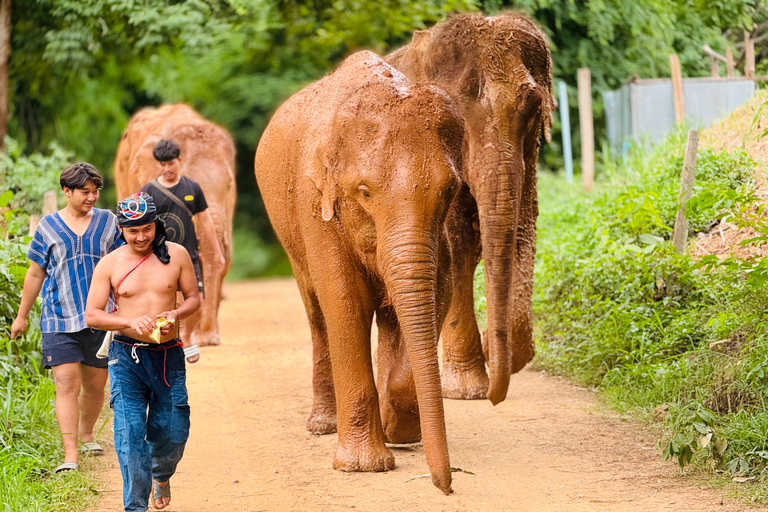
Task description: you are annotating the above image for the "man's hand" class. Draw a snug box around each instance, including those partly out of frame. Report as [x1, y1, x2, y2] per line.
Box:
[156, 310, 179, 336]
[130, 315, 156, 336]
[10, 316, 27, 339]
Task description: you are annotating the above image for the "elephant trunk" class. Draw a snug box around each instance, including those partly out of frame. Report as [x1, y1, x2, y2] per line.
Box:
[478, 207, 516, 405]
[477, 102, 527, 405]
[381, 230, 451, 495]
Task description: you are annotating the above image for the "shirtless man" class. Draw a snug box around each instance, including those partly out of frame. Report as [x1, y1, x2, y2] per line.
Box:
[86, 192, 200, 512]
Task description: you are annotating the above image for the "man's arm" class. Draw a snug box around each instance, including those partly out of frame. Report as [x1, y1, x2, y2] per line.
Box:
[11, 261, 46, 339]
[195, 209, 226, 269]
[157, 247, 201, 334]
[85, 257, 157, 335]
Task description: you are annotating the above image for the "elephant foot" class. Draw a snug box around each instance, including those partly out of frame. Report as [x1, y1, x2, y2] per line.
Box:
[380, 394, 421, 444]
[333, 442, 395, 472]
[306, 407, 337, 435]
[191, 330, 220, 347]
[382, 414, 421, 444]
[511, 342, 535, 374]
[441, 363, 489, 400]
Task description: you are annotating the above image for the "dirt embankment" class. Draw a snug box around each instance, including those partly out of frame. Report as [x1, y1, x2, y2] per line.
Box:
[694, 90, 768, 259]
[85, 279, 749, 512]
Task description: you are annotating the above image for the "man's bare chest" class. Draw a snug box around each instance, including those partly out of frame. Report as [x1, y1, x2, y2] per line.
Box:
[112, 258, 179, 300]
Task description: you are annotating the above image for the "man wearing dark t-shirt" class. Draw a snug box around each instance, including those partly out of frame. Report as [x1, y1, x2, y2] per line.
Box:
[141, 139, 225, 363]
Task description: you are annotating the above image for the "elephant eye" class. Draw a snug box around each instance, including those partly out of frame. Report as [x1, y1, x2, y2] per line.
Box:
[358, 185, 371, 199]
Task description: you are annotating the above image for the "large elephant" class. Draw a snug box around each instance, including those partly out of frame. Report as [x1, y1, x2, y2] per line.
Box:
[254, 51, 464, 494]
[386, 13, 553, 403]
[114, 104, 236, 347]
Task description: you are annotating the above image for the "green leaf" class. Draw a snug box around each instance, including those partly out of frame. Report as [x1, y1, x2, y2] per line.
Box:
[0, 190, 12, 208]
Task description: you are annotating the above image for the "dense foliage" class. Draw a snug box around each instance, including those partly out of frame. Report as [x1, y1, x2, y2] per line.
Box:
[514, 120, 768, 501]
[0, 142, 99, 512]
[7, 0, 764, 269]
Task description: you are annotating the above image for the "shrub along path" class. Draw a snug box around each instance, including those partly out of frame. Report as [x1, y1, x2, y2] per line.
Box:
[86, 279, 745, 512]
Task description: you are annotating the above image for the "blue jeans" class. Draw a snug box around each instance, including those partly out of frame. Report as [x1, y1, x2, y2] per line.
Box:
[108, 336, 190, 512]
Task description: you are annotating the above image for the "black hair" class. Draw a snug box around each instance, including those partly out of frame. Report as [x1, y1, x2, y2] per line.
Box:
[60, 162, 103, 190]
[153, 139, 181, 162]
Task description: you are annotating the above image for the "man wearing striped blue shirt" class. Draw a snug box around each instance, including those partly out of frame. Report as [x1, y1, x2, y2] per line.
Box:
[11, 162, 123, 474]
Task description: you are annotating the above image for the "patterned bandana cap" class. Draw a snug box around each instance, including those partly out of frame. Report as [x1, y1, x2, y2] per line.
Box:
[117, 192, 158, 227]
[116, 192, 171, 264]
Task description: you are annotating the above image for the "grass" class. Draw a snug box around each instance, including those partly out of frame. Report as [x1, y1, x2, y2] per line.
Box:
[0, 372, 102, 512]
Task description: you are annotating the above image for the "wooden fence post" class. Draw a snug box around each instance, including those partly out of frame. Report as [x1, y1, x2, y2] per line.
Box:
[726, 47, 734, 78]
[43, 190, 57, 215]
[672, 130, 699, 254]
[28, 214, 40, 236]
[745, 28, 756, 79]
[709, 55, 719, 77]
[669, 54, 684, 124]
[577, 68, 594, 192]
[29, 190, 57, 235]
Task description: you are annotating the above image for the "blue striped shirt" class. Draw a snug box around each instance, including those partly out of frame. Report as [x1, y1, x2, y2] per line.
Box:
[27, 208, 123, 333]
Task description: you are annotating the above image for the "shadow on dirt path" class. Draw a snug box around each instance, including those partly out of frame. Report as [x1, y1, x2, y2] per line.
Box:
[88, 278, 744, 512]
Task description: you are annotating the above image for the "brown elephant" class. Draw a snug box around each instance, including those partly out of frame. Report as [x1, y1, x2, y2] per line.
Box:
[114, 103, 236, 347]
[254, 51, 464, 494]
[386, 13, 553, 404]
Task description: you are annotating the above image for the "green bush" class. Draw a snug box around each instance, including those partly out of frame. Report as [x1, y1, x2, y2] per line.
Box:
[227, 227, 293, 280]
[0, 137, 71, 223]
[476, 123, 768, 500]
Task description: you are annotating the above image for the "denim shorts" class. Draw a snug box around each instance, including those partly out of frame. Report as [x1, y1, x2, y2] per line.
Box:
[42, 328, 109, 369]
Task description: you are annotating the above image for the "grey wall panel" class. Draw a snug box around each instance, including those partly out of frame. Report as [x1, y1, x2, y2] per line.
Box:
[604, 79, 755, 150]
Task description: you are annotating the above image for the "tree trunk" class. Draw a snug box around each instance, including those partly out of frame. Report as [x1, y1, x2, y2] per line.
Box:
[0, 0, 10, 151]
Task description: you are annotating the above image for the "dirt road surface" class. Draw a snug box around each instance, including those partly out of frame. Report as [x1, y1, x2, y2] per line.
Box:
[88, 278, 745, 512]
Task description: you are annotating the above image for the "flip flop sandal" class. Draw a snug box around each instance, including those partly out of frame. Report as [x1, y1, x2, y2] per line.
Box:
[149, 480, 171, 510]
[184, 344, 200, 363]
[54, 462, 79, 474]
[79, 442, 104, 456]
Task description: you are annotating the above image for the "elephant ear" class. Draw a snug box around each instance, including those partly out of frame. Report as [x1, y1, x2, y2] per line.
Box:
[306, 144, 337, 222]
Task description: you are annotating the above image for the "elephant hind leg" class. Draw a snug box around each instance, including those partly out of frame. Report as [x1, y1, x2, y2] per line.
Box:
[296, 275, 337, 435]
[376, 306, 421, 444]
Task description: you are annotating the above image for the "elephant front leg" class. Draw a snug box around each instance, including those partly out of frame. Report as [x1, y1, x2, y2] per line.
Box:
[441, 199, 489, 399]
[376, 306, 421, 444]
[325, 297, 394, 472]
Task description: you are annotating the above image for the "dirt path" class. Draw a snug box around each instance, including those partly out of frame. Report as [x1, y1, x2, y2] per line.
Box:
[88, 278, 745, 512]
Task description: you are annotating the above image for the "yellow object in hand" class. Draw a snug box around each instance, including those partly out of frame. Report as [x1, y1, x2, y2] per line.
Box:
[149, 317, 175, 343]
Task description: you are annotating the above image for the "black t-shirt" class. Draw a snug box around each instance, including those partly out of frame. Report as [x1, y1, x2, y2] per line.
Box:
[141, 176, 208, 261]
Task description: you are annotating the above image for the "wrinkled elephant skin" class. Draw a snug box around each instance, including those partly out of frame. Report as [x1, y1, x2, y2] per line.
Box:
[114, 104, 236, 347]
[254, 51, 464, 495]
[386, 14, 553, 403]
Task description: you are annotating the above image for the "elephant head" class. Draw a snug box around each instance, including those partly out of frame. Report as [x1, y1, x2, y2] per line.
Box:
[387, 14, 553, 404]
